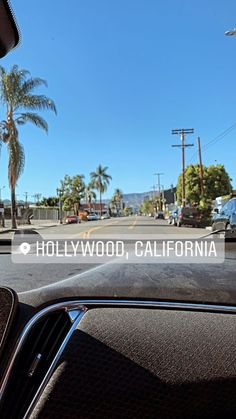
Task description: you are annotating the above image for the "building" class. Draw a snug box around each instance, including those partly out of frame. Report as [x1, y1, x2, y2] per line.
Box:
[80, 203, 108, 216]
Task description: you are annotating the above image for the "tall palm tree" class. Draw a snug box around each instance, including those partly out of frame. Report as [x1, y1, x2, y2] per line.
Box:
[0, 65, 56, 228]
[90, 165, 112, 217]
[113, 188, 123, 214]
[84, 184, 96, 213]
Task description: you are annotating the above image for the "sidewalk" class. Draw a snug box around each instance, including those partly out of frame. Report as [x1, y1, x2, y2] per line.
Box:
[0, 220, 59, 235]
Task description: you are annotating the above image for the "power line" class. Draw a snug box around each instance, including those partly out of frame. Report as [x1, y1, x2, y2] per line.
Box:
[197, 137, 204, 196]
[188, 122, 236, 163]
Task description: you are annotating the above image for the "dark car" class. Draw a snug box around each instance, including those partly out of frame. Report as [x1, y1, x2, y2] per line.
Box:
[212, 198, 236, 239]
[154, 211, 165, 219]
[175, 207, 202, 227]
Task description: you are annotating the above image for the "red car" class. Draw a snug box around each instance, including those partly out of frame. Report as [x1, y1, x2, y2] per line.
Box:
[65, 215, 81, 224]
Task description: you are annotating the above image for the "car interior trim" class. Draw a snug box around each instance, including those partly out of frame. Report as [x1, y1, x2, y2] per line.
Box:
[1, 299, 236, 418]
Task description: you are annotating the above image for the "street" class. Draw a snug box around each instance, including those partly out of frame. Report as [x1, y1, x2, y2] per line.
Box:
[0, 216, 236, 301]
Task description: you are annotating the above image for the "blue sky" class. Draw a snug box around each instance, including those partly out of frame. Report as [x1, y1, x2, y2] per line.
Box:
[1, 0, 236, 201]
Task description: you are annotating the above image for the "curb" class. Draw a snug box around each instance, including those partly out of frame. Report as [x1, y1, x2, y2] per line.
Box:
[0, 224, 58, 235]
[31, 224, 58, 230]
[0, 229, 13, 235]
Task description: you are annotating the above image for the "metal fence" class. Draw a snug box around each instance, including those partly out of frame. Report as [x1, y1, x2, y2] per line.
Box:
[32, 208, 59, 220]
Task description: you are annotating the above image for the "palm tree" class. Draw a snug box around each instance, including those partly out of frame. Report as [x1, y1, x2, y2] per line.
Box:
[84, 184, 96, 213]
[113, 188, 123, 214]
[0, 65, 56, 228]
[90, 165, 112, 217]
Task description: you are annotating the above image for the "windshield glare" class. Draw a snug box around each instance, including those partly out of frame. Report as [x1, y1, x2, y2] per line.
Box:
[0, 0, 236, 300]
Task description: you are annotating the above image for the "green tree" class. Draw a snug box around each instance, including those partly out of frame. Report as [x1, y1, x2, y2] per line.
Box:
[0, 65, 56, 228]
[140, 199, 154, 215]
[205, 165, 232, 200]
[39, 196, 59, 207]
[124, 206, 133, 216]
[90, 165, 112, 217]
[60, 174, 85, 214]
[176, 164, 232, 206]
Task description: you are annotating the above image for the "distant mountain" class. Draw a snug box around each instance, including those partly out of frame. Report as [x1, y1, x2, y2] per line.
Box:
[122, 187, 176, 208]
[122, 191, 153, 207]
[2, 188, 176, 209]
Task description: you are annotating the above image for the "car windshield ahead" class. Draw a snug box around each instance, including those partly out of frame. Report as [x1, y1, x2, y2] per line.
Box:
[0, 0, 236, 301]
[182, 208, 199, 214]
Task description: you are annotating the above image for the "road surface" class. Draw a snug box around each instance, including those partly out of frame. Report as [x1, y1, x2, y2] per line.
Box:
[0, 216, 235, 296]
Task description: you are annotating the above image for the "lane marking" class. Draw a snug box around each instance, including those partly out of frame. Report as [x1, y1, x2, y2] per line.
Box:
[77, 220, 119, 239]
[128, 219, 137, 230]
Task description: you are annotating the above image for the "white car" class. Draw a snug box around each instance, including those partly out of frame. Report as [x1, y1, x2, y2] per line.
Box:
[101, 213, 110, 220]
[87, 213, 98, 221]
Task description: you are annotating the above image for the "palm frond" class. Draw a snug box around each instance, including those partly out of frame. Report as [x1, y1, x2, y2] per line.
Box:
[16, 113, 48, 132]
[15, 94, 57, 114]
[90, 165, 112, 194]
[20, 78, 48, 95]
[8, 136, 25, 188]
[0, 65, 30, 106]
[11, 65, 29, 79]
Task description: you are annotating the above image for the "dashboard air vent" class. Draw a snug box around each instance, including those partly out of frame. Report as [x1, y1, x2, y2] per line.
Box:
[1, 309, 73, 419]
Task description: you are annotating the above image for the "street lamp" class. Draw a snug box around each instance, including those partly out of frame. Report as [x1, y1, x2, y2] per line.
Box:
[225, 27, 236, 36]
[56, 188, 64, 224]
[0, 186, 5, 227]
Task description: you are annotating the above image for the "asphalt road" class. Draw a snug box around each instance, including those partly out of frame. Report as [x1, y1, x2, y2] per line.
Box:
[0, 216, 235, 295]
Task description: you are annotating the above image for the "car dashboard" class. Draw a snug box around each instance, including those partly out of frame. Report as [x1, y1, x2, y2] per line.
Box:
[0, 288, 236, 419]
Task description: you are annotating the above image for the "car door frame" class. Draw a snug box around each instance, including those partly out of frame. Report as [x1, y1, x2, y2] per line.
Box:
[216, 201, 230, 230]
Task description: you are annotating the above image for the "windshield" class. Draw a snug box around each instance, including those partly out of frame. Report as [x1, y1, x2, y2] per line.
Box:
[182, 208, 199, 214]
[0, 0, 236, 303]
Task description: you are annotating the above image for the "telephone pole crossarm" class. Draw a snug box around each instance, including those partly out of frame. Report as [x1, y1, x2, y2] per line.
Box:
[171, 128, 194, 206]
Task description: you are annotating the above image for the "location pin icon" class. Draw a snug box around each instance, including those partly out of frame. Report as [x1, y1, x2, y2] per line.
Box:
[20, 242, 31, 255]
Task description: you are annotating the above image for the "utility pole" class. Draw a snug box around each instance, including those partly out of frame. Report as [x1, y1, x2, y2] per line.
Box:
[154, 172, 164, 210]
[171, 128, 194, 206]
[197, 136, 204, 197]
[24, 192, 28, 207]
[170, 183, 177, 204]
[161, 185, 166, 210]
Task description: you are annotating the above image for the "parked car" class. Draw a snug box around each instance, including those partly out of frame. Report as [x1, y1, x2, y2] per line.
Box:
[87, 213, 99, 221]
[212, 198, 236, 239]
[101, 213, 110, 220]
[175, 207, 202, 228]
[154, 211, 165, 220]
[65, 215, 81, 224]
